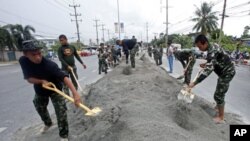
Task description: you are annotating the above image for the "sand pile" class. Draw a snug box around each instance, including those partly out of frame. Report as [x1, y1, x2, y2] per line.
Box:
[14, 54, 243, 141]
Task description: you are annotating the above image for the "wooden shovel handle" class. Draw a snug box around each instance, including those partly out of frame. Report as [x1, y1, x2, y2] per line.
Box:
[42, 82, 92, 113]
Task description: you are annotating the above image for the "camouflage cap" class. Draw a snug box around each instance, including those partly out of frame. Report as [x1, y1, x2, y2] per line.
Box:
[22, 40, 42, 51]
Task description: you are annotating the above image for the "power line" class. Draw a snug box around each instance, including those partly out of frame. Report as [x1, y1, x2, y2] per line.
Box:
[0, 8, 72, 35]
[43, 0, 72, 13]
[226, 1, 250, 10]
[93, 18, 100, 45]
[53, 0, 73, 12]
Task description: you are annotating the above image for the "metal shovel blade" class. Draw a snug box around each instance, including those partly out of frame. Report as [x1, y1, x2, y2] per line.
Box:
[177, 89, 195, 103]
[85, 107, 102, 116]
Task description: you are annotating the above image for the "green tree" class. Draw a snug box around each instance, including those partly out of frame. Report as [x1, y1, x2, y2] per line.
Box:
[51, 41, 61, 54]
[172, 34, 193, 48]
[0, 26, 13, 50]
[191, 2, 218, 35]
[241, 26, 250, 38]
[0, 27, 14, 61]
[4, 24, 35, 50]
[210, 29, 222, 41]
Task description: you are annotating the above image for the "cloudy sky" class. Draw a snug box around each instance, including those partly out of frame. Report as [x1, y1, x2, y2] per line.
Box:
[0, 0, 249, 44]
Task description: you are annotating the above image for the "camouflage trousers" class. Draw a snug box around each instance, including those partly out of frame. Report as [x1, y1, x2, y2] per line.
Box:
[33, 93, 68, 138]
[63, 66, 78, 95]
[130, 44, 139, 68]
[99, 58, 108, 73]
[184, 59, 195, 84]
[214, 70, 235, 106]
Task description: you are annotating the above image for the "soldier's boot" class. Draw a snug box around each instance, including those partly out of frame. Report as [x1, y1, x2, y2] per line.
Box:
[213, 105, 225, 124]
[126, 60, 128, 64]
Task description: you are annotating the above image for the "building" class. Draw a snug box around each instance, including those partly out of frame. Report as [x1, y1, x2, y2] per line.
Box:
[37, 38, 57, 49]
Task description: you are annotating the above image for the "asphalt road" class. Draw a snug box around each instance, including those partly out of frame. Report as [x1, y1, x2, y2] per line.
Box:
[0, 55, 103, 141]
[0, 54, 250, 140]
[161, 56, 250, 123]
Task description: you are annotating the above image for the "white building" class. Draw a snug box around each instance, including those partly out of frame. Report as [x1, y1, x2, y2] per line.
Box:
[37, 38, 57, 49]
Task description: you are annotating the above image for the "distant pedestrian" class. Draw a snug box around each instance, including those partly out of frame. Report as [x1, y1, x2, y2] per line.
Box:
[148, 46, 152, 57]
[158, 45, 163, 65]
[97, 43, 108, 74]
[111, 45, 119, 66]
[189, 34, 235, 124]
[167, 42, 174, 73]
[152, 45, 161, 65]
[58, 35, 86, 95]
[19, 40, 81, 141]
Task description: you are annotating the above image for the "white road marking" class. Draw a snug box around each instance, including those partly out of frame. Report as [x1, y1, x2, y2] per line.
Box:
[0, 127, 7, 133]
[92, 69, 97, 73]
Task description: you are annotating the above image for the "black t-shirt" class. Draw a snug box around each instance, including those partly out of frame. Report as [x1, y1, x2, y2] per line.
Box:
[122, 39, 136, 51]
[19, 56, 68, 96]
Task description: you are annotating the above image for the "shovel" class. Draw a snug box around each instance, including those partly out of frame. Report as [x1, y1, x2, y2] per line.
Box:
[176, 56, 193, 79]
[42, 82, 101, 116]
[177, 69, 202, 103]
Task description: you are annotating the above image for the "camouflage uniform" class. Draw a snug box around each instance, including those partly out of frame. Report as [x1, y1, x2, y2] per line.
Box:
[33, 93, 68, 138]
[97, 47, 108, 74]
[152, 47, 161, 65]
[130, 43, 139, 68]
[174, 49, 196, 84]
[193, 44, 235, 106]
[148, 46, 152, 57]
[158, 46, 163, 65]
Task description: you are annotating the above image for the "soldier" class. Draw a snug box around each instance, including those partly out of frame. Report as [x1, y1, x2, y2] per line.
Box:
[97, 43, 108, 74]
[111, 45, 119, 66]
[174, 48, 196, 84]
[152, 45, 161, 65]
[116, 39, 139, 68]
[58, 35, 86, 95]
[19, 40, 81, 141]
[189, 35, 235, 124]
[158, 45, 163, 65]
[148, 46, 152, 57]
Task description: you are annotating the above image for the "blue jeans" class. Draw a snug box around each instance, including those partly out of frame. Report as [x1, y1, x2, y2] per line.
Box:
[167, 55, 173, 73]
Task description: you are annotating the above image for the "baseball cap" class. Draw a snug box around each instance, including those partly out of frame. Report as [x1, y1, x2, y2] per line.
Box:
[22, 40, 42, 51]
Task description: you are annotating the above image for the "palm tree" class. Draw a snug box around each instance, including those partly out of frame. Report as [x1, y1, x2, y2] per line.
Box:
[0, 26, 14, 61]
[4, 24, 35, 50]
[191, 2, 218, 35]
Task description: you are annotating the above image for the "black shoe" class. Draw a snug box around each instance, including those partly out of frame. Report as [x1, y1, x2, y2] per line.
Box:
[126, 60, 128, 64]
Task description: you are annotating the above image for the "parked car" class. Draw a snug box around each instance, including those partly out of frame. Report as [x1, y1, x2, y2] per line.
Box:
[80, 50, 91, 57]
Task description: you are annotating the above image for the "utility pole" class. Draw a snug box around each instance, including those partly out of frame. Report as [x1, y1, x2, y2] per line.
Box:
[165, 0, 168, 48]
[101, 24, 105, 43]
[146, 22, 149, 47]
[93, 18, 100, 45]
[117, 0, 121, 39]
[69, 1, 81, 48]
[107, 29, 110, 41]
[140, 32, 143, 42]
[218, 0, 227, 45]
